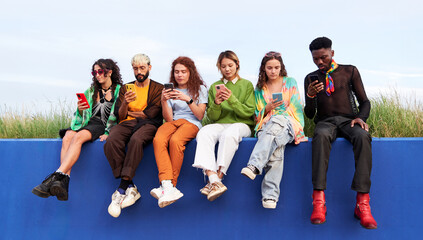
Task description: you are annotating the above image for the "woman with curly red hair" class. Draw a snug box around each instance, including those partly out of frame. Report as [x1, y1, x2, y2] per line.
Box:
[151, 56, 208, 208]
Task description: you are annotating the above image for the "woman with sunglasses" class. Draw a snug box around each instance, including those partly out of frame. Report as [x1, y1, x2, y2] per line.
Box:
[192, 50, 255, 201]
[32, 58, 123, 201]
[150, 56, 208, 208]
[240, 51, 307, 209]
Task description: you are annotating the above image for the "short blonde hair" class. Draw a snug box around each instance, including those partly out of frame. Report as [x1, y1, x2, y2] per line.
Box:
[131, 54, 151, 66]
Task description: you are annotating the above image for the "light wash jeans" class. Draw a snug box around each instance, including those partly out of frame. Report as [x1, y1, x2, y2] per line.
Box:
[247, 115, 294, 201]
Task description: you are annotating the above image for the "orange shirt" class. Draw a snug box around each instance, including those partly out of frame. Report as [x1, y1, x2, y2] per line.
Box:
[122, 83, 149, 122]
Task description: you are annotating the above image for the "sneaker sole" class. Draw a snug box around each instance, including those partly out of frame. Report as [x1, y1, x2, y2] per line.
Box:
[121, 193, 141, 209]
[207, 186, 227, 201]
[262, 201, 277, 209]
[32, 188, 51, 198]
[50, 185, 68, 201]
[241, 168, 256, 180]
[158, 193, 184, 208]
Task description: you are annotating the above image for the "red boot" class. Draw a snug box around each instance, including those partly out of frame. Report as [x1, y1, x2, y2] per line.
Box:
[310, 190, 326, 224]
[354, 193, 377, 229]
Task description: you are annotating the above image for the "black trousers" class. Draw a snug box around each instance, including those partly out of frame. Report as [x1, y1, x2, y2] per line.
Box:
[312, 116, 372, 193]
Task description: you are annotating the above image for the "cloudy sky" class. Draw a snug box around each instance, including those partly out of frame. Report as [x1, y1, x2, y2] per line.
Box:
[1, 0, 422, 114]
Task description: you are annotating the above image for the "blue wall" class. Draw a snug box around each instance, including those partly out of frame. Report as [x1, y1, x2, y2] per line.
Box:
[0, 138, 422, 240]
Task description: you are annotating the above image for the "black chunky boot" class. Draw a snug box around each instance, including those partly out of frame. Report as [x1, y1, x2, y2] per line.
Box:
[32, 172, 62, 198]
[50, 174, 70, 201]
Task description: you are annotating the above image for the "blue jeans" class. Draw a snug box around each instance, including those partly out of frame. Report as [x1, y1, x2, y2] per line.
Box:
[247, 115, 294, 201]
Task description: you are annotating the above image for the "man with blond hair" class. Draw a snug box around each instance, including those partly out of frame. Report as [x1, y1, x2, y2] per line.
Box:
[104, 53, 163, 218]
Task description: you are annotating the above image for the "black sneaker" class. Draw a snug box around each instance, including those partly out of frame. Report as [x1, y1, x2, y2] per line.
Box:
[50, 174, 70, 201]
[32, 172, 62, 198]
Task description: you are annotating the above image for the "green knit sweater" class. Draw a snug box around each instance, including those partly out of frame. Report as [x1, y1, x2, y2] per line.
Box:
[70, 84, 121, 135]
[206, 78, 255, 128]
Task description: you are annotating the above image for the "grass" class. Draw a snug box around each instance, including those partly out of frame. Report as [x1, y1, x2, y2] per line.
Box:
[304, 90, 423, 137]
[1, 92, 422, 138]
[0, 101, 73, 138]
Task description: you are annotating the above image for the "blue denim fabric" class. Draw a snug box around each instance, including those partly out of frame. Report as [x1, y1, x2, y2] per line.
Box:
[247, 115, 294, 201]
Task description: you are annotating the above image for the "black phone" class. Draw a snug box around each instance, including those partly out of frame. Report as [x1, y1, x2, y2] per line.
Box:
[164, 83, 174, 90]
[310, 75, 319, 83]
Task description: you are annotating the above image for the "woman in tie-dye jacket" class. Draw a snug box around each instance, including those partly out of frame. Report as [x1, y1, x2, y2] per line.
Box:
[241, 51, 307, 209]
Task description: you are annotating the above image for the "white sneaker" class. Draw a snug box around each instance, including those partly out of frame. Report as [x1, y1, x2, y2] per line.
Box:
[158, 186, 184, 208]
[150, 186, 163, 200]
[121, 185, 141, 209]
[108, 190, 125, 218]
[262, 199, 277, 209]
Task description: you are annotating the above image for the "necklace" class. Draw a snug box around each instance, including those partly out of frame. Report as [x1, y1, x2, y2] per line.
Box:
[101, 86, 111, 92]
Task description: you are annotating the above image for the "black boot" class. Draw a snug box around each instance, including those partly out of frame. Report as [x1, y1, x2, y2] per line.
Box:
[50, 174, 70, 201]
[32, 172, 62, 198]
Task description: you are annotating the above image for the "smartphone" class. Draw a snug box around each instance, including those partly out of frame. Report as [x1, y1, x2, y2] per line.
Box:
[272, 92, 282, 102]
[310, 75, 319, 83]
[215, 84, 226, 94]
[126, 84, 135, 92]
[164, 83, 174, 90]
[76, 93, 90, 108]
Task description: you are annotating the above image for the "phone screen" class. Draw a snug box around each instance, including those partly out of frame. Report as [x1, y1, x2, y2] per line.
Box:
[310, 75, 319, 83]
[164, 83, 174, 90]
[272, 93, 282, 102]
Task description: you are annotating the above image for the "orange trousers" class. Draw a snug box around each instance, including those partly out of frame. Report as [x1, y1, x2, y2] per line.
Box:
[153, 119, 199, 186]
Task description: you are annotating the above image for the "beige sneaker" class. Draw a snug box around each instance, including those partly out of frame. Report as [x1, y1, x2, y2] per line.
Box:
[241, 165, 258, 180]
[200, 182, 212, 196]
[207, 182, 227, 201]
[158, 186, 184, 208]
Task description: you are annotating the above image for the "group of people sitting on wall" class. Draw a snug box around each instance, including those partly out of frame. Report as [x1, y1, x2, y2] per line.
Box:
[31, 37, 377, 229]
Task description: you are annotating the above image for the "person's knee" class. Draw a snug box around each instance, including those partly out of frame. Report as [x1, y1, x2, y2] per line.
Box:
[169, 136, 183, 149]
[352, 131, 371, 144]
[313, 127, 333, 141]
[129, 136, 148, 147]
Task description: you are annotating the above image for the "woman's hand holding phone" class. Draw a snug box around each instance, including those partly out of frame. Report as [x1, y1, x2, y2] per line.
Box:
[161, 88, 174, 101]
[169, 89, 190, 102]
[77, 99, 90, 111]
[265, 98, 284, 115]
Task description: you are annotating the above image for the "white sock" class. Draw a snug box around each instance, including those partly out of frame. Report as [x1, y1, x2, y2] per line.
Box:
[161, 180, 173, 189]
[208, 174, 220, 184]
[56, 170, 70, 178]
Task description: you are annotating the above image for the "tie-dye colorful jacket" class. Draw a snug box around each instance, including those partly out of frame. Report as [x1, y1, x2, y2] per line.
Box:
[254, 76, 307, 144]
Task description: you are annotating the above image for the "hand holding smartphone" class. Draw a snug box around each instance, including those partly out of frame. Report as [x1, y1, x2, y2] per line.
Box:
[215, 84, 226, 94]
[272, 92, 282, 102]
[125, 84, 137, 101]
[76, 93, 90, 109]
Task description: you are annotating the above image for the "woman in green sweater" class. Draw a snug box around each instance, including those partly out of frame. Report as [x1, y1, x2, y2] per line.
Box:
[32, 59, 123, 201]
[192, 50, 255, 201]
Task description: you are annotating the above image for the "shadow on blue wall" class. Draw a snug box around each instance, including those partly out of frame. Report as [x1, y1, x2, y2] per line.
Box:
[0, 138, 422, 239]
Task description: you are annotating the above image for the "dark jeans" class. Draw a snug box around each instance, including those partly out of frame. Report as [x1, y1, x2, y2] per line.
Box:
[104, 119, 157, 180]
[312, 116, 372, 193]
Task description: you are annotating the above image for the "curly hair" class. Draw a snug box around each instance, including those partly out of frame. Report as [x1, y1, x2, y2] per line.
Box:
[309, 37, 332, 51]
[169, 56, 206, 102]
[91, 59, 123, 103]
[216, 50, 240, 80]
[256, 51, 287, 90]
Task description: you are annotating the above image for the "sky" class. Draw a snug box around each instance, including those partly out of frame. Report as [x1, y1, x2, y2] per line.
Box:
[1, 0, 422, 114]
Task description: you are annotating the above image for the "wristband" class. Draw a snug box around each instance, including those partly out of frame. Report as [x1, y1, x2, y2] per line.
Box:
[186, 99, 193, 105]
[307, 93, 316, 98]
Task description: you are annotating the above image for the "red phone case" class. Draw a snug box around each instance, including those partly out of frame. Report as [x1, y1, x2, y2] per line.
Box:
[76, 93, 90, 108]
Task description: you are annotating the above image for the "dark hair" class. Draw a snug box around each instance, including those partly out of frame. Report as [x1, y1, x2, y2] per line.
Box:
[91, 59, 123, 103]
[170, 56, 206, 102]
[309, 37, 332, 51]
[256, 51, 287, 90]
[216, 50, 240, 80]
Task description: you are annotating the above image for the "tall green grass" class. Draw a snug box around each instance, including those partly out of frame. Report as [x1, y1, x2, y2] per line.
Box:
[1, 92, 422, 138]
[304, 91, 423, 137]
[0, 101, 73, 138]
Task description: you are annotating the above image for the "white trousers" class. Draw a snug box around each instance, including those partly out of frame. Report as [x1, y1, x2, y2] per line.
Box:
[192, 123, 251, 175]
